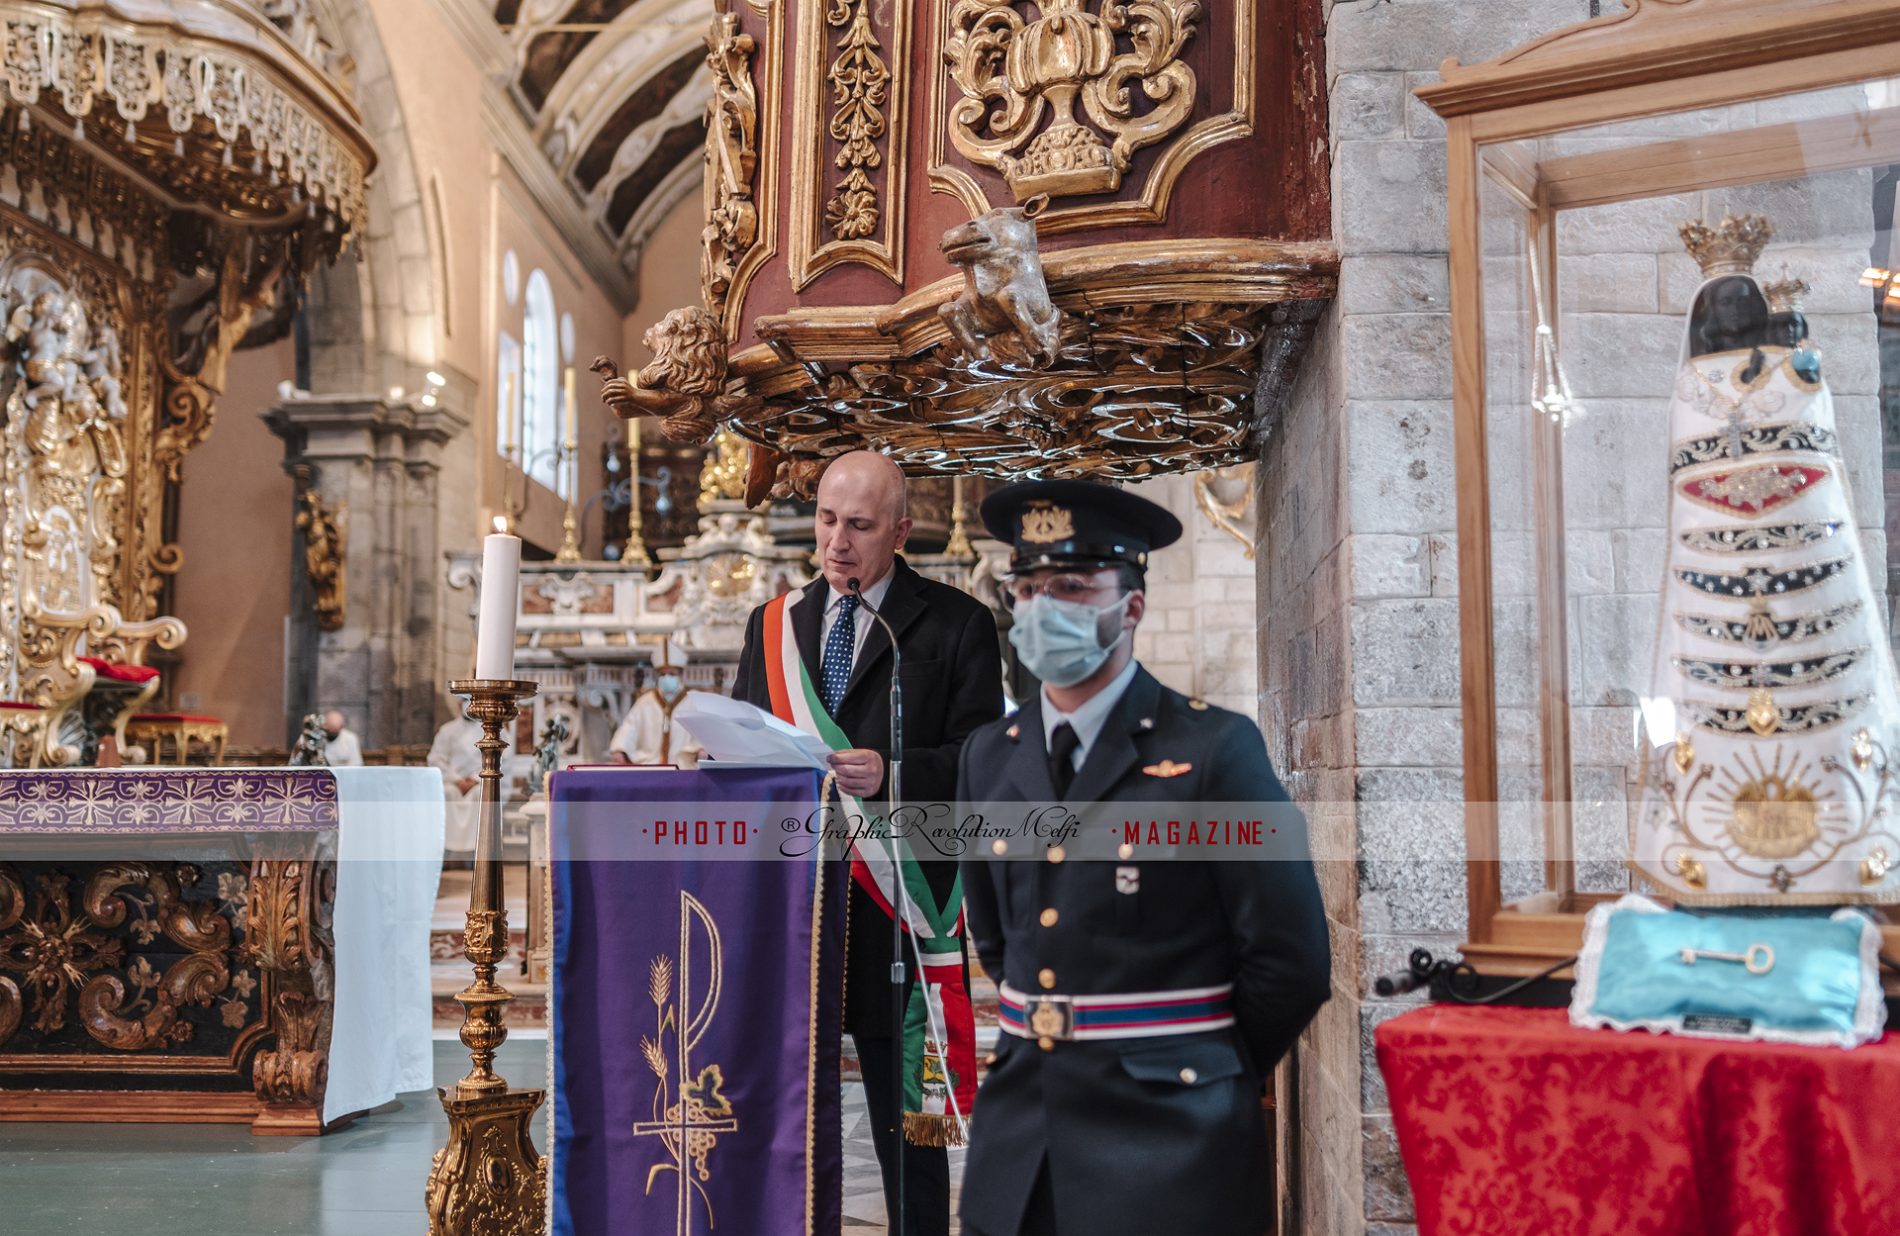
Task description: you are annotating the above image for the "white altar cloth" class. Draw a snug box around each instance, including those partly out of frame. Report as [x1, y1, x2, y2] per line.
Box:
[325, 766, 443, 1124]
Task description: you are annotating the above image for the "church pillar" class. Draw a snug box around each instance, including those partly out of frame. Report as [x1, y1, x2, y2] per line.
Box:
[267, 396, 467, 748]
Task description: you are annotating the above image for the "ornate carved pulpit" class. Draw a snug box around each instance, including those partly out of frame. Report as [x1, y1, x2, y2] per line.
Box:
[602, 0, 1337, 496]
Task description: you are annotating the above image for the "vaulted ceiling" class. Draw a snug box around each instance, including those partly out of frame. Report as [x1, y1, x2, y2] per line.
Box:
[477, 0, 714, 302]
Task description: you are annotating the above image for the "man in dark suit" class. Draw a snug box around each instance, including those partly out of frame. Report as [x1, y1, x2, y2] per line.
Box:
[957, 479, 1330, 1236]
[731, 450, 1003, 1236]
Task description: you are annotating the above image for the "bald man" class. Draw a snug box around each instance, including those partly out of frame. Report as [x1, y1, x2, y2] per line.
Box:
[733, 451, 1003, 1236]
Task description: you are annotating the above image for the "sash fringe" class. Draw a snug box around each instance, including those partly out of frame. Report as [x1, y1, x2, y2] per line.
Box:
[903, 1111, 966, 1148]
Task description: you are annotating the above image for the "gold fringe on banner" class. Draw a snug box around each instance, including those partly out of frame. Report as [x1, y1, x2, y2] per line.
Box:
[904, 1111, 967, 1148]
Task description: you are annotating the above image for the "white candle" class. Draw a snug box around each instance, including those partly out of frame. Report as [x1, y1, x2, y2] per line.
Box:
[475, 522, 521, 679]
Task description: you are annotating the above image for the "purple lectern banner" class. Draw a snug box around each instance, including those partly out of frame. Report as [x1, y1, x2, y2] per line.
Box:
[552, 766, 843, 1236]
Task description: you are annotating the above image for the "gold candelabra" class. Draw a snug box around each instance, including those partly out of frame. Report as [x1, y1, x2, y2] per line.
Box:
[425, 678, 546, 1236]
[944, 475, 975, 560]
[621, 416, 652, 569]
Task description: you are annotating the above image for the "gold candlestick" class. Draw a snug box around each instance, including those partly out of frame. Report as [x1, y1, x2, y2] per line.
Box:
[622, 415, 652, 570]
[426, 678, 546, 1235]
[945, 474, 975, 560]
[556, 369, 582, 563]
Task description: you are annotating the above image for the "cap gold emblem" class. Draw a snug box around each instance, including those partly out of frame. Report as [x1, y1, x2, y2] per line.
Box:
[1021, 503, 1075, 543]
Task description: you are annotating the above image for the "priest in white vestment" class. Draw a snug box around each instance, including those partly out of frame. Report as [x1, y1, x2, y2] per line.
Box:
[609, 649, 707, 767]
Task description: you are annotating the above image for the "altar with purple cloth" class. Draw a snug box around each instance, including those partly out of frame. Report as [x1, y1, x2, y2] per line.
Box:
[550, 764, 843, 1236]
[0, 766, 442, 1134]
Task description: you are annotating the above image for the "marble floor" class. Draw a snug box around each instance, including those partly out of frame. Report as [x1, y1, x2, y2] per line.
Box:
[0, 1038, 960, 1235]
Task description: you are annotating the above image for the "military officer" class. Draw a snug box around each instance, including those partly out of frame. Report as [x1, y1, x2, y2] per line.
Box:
[956, 479, 1331, 1236]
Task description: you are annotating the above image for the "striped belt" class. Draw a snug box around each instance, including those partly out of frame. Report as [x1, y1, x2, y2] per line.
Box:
[997, 982, 1236, 1043]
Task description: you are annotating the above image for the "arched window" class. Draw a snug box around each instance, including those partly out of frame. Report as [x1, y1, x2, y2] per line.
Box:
[496, 330, 521, 464]
[521, 269, 564, 497]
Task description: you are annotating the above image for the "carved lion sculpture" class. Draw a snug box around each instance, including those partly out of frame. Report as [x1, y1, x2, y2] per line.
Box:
[593, 306, 746, 445]
[938, 195, 1064, 370]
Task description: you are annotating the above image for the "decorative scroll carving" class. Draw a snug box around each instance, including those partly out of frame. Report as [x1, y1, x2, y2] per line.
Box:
[929, 0, 1255, 233]
[823, 0, 890, 241]
[790, 0, 910, 285]
[0, 5, 369, 230]
[247, 842, 337, 1131]
[0, 863, 241, 1051]
[938, 198, 1065, 368]
[945, 0, 1202, 203]
[592, 311, 750, 446]
[702, 12, 759, 328]
[293, 484, 346, 633]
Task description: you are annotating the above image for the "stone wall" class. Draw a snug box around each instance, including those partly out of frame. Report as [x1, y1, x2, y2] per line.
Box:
[1127, 472, 1261, 714]
[1283, 3, 1594, 1234]
[1277, 3, 1889, 1233]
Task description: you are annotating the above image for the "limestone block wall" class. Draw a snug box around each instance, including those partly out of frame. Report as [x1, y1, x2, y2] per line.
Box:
[1275, 4, 1891, 1233]
[1127, 472, 1261, 714]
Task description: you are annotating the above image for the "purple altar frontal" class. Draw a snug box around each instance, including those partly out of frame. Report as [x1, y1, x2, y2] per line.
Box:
[551, 765, 843, 1236]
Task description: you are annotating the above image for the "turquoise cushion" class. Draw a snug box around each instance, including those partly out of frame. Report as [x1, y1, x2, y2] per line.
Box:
[1572, 895, 1884, 1047]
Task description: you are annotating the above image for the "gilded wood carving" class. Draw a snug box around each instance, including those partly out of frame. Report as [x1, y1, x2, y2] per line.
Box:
[293, 484, 346, 634]
[593, 311, 751, 446]
[703, 11, 760, 331]
[790, 0, 912, 286]
[929, 0, 1256, 233]
[944, 0, 1202, 200]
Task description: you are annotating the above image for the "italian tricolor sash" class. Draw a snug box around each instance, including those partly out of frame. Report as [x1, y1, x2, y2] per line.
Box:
[762, 589, 975, 1146]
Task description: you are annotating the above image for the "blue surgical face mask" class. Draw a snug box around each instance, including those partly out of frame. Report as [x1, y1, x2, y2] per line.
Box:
[1008, 592, 1131, 688]
[657, 675, 683, 699]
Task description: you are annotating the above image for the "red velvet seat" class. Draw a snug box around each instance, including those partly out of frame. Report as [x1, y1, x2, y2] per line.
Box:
[0, 700, 43, 711]
[78, 655, 161, 684]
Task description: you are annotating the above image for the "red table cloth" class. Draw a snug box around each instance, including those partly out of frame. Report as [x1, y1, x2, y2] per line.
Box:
[1376, 1004, 1900, 1236]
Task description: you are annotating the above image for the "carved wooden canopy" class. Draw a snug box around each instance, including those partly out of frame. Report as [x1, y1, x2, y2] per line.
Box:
[599, 0, 1336, 493]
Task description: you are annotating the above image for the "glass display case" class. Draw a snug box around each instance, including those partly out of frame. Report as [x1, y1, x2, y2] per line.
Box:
[1418, 0, 1900, 973]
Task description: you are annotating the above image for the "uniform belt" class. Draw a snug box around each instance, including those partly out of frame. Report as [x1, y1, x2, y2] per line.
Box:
[996, 982, 1236, 1042]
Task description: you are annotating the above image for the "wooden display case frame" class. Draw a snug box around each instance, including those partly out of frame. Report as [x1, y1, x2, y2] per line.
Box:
[1416, 0, 1900, 976]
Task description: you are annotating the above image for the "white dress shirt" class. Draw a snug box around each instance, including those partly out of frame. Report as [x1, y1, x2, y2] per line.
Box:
[820, 571, 895, 662]
[1040, 657, 1140, 772]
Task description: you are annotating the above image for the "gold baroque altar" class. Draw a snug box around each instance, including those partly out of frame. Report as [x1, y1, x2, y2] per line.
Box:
[0, 0, 371, 763]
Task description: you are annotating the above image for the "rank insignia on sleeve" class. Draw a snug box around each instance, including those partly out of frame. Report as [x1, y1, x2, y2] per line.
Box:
[1142, 760, 1192, 778]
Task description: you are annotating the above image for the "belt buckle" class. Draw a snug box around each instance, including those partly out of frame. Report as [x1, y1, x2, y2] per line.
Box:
[1026, 994, 1074, 1043]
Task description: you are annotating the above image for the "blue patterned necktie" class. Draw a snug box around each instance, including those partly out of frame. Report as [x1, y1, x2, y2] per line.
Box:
[821, 593, 859, 714]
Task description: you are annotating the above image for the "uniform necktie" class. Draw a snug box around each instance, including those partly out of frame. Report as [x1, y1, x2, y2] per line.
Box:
[821, 593, 859, 714]
[1048, 722, 1080, 798]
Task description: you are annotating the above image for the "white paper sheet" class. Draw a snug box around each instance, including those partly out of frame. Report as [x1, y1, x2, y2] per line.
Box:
[673, 693, 833, 769]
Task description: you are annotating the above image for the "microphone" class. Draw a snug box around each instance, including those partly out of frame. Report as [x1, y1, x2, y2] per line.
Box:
[849, 573, 910, 1236]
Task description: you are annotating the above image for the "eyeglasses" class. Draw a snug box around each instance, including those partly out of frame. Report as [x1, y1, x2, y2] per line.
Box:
[1001, 572, 1120, 611]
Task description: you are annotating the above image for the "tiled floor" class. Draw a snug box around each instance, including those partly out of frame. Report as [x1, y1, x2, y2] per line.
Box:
[0, 1039, 956, 1235]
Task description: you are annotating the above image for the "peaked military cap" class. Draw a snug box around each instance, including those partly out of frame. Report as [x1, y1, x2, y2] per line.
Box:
[980, 478, 1183, 574]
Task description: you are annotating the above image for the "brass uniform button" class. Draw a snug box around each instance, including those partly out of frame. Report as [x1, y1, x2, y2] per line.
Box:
[1117, 842, 1134, 860]
[1189, 698, 1209, 711]
[1047, 845, 1066, 864]
[1038, 1036, 1055, 1051]
[1179, 1067, 1198, 1084]
[991, 838, 1008, 856]
[1038, 968, 1057, 990]
[1039, 907, 1059, 927]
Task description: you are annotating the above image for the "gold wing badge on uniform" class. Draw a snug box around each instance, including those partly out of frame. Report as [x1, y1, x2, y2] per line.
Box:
[1143, 760, 1192, 778]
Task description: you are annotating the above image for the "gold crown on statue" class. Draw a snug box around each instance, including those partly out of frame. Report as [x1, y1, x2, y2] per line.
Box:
[1679, 213, 1774, 277]
[1763, 274, 1810, 314]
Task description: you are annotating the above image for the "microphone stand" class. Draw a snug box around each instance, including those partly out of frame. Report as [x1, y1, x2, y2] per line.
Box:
[849, 575, 908, 1236]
